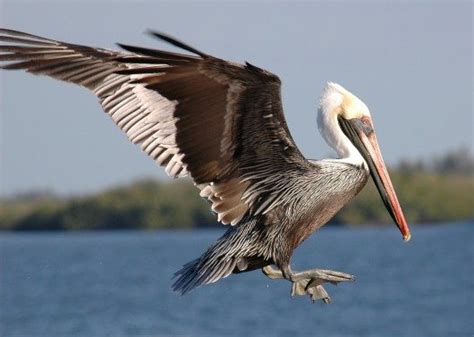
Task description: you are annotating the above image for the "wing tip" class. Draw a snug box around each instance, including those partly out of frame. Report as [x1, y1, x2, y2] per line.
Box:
[146, 29, 208, 58]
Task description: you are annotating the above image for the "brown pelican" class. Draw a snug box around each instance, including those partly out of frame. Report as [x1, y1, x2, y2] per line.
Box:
[0, 29, 411, 303]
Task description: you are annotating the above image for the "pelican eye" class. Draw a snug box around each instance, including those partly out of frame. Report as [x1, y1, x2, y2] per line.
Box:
[358, 117, 374, 136]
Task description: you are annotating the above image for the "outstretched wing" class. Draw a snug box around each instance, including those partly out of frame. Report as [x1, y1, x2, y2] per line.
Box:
[0, 29, 311, 225]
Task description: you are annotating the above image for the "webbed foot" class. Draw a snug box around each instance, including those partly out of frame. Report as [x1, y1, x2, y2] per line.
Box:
[262, 265, 354, 304]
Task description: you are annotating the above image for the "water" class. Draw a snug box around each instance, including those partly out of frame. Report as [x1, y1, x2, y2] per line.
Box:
[1, 223, 473, 337]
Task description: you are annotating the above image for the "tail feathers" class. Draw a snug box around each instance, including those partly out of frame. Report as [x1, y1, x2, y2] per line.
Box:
[172, 255, 237, 295]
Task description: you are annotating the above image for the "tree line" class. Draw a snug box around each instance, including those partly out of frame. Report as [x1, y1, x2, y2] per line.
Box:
[1, 148, 472, 230]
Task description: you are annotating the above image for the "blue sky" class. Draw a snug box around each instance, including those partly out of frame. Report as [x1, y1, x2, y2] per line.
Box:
[0, 1, 472, 196]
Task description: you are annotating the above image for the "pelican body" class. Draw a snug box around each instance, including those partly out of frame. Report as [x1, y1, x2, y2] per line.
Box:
[0, 29, 410, 303]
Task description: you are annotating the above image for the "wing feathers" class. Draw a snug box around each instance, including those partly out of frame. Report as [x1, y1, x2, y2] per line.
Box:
[112, 55, 189, 65]
[117, 43, 198, 61]
[146, 30, 208, 58]
[0, 28, 58, 42]
[0, 28, 308, 227]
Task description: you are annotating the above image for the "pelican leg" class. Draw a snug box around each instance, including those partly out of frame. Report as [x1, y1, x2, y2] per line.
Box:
[262, 265, 354, 304]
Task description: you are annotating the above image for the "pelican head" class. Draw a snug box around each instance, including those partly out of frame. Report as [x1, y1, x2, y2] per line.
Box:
[319, 82, 411, 241]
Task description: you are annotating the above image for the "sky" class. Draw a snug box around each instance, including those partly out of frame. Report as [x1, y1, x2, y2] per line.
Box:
[0, 1, 472, 197]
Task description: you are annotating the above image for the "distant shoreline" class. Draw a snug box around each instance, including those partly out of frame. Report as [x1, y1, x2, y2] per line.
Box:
[1, 219, 472, 232]
[1, 150, 473, 231]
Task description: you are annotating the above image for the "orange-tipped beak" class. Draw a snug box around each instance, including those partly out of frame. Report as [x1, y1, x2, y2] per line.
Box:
[339, 116, 411, 241]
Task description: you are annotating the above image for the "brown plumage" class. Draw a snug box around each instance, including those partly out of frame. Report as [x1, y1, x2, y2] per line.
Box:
[0, 29, 410, 302]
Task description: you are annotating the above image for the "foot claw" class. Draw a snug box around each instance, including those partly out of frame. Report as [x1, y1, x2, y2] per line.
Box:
[291, 278, 331, 303]
[310, 285, 331, 304]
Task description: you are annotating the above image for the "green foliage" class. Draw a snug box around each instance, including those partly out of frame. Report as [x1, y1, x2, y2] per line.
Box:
[335, 171, 474, 225]
[0, 179, 214, 231]
[1, 149, 472, 230]
[334, 147, 474, 225]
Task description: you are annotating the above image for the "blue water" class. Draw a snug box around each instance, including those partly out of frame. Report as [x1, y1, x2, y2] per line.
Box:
[1, 223, 473, 337]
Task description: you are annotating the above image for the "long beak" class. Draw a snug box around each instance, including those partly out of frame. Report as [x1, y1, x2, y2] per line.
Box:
[339, 117, 411, 241]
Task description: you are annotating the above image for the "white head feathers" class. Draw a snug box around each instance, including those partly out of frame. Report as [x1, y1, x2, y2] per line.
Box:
[317, 82, 370, 167]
